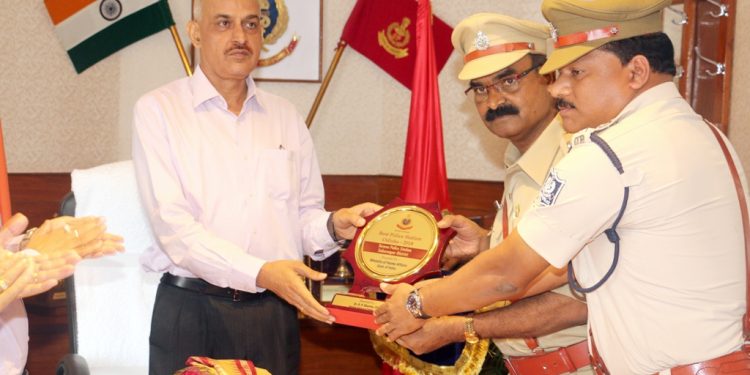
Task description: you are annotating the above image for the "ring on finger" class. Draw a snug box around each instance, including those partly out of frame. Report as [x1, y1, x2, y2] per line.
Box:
[0, 279, 8, 292]
[63, 224, 72, 234]
[73, 229, 80, 238]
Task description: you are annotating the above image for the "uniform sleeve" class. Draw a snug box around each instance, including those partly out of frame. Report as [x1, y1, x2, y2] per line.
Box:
[132, 96, 267, 293]
[294, 115, 339, 260]
[517, 144, 625, 269]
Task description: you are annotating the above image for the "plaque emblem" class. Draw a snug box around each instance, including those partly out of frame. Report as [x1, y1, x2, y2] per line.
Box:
[99, 0, 122, 21]
[258, 0, 298, 67]
[378, 18, 411, 59]
[396, 216, 413, 230]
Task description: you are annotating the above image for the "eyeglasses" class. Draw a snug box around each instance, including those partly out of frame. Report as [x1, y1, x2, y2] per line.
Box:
[464, 62, 543, 102]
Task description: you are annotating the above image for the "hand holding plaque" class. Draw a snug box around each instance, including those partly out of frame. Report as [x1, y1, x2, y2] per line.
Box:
[326, 199, 455, 330]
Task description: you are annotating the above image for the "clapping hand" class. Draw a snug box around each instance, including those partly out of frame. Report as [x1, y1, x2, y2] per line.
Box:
[0, 213, 30, 244]
[0, 249, 80, 310]
[25, 216, 124, 258]
[0, 252, 35, 311]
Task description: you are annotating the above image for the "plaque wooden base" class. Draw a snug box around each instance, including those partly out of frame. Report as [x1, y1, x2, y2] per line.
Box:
[326, 293, 383, 330]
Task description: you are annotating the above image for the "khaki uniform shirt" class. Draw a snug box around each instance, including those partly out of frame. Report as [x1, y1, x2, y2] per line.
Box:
[519, 83, 746, 374]
[490, 116, 592, 374]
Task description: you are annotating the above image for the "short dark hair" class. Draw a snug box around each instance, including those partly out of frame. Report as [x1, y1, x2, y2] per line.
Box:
[599, 32, 677, 76]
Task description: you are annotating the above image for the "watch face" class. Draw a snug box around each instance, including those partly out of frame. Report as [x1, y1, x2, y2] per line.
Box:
[465, 334, 479, 344]
[405, 291, 419, 317]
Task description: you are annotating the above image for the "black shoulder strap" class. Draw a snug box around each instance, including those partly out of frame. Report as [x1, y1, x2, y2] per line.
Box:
[567, 131, 630, 294]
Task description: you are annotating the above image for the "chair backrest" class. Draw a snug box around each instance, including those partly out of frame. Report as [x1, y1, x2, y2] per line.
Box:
[67, 160, 158, 374]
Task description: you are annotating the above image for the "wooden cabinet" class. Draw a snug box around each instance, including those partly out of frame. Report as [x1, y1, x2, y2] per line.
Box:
[668, 0, 736, 133]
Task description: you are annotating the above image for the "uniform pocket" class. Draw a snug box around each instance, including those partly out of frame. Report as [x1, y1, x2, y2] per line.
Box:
[260, 149, 293, 200]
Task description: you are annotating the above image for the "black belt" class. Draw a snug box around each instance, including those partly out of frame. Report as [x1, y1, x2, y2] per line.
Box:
[161, 273, 270, 302]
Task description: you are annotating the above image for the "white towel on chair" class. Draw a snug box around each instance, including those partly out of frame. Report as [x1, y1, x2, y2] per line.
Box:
[70, 160, 158, 372]
[72, 160, 155, 254]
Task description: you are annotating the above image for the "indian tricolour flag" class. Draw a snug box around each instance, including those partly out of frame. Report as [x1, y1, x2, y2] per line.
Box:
[45, 0, 175, 73]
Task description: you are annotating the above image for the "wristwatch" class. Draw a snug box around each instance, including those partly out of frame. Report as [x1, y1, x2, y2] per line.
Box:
[464, 315, 479, 344]
[405, 289, 431, 319]
[326, 212, 350, 248]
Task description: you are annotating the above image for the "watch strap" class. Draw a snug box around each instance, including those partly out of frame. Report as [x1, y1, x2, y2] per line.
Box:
[464, 315, 479, 344]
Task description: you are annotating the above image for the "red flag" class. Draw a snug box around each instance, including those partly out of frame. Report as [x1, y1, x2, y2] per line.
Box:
[0, 120, 11, 223]
[340, 0, 453, 89]
[399, 0, 451, 211]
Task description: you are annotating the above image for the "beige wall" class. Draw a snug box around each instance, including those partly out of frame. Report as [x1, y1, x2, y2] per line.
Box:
[1, 0, 748, 182]
[0, 0, 193, 172]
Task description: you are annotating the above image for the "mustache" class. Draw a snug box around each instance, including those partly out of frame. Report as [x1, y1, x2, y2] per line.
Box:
[556, 98, 576, 110]
[226, 42, 251, 54]
[485, 104, 520, 122]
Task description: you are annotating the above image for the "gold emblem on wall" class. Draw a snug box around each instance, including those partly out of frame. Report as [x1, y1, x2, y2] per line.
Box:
[378, 17, 411, 59]
[259, 0, 296, 67]
[258, 34, 298, 67]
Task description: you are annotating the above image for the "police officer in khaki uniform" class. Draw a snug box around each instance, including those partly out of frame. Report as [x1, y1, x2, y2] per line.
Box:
[375, 1, 750, 374]
[392, 14, 592, 374]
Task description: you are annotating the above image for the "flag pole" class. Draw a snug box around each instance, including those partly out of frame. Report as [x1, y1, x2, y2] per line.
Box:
[305, 40, 348, 128]
[169, 25, 193, 76]
[0, 120, 12, 223]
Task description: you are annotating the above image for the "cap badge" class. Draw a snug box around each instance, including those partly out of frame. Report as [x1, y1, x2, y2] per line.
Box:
[547, 21, 558, 42]
[474, 31, 490, 51]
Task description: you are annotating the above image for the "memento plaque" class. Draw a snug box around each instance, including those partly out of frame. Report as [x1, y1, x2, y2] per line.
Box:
[326, 199, 454, 329]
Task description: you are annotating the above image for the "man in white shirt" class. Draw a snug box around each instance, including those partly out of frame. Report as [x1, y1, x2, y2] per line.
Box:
[374, 0, 749, 373]
[132, 0, 376, 374]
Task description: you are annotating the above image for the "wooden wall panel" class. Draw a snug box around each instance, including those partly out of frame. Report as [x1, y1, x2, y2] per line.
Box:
[10, 174, 502, 226]
[323, 175, 501, 227]
[9, 173, 71, 227]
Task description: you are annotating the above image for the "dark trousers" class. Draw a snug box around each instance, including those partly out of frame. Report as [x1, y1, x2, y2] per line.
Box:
[148, 280, 300, 375]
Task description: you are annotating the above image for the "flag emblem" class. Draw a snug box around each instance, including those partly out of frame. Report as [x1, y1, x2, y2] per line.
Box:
[99, 0, 122, 21]
[340, 0, 454, 89]
[378, 18, 411, 59]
